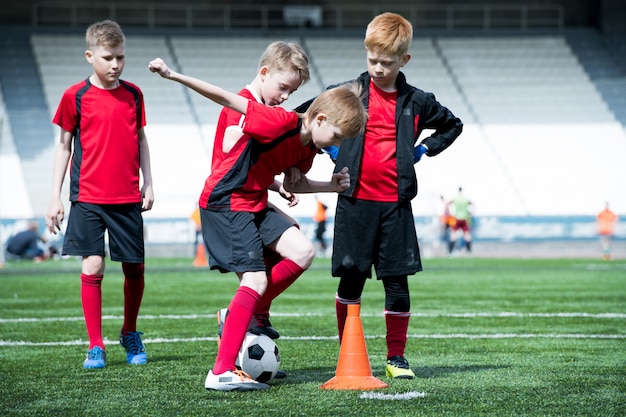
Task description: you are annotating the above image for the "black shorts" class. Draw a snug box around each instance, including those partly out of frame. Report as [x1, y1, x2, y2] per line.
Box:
[62, 202, 144, 263]
[332, 196, 422, 279]
[200, 207, 294, 273]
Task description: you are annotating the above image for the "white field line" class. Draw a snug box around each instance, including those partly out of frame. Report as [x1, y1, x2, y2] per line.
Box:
[1, 311, 625, 323]
[1, 311, 624, 346]
[360, 391, 427, 400]
[1, 333, 625, 347]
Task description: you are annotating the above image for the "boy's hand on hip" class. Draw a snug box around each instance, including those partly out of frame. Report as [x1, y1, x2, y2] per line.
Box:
[414, 144, 428, 163]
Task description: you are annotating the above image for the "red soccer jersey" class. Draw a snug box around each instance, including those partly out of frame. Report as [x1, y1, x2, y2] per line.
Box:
[210, 87, 257, 173]
[353, 80, 399, 202]
[199, 100, 316, 212]
[53, 78, 146, 204]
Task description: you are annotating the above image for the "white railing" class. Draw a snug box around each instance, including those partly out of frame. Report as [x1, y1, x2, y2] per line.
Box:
[31, 3, 563, 31]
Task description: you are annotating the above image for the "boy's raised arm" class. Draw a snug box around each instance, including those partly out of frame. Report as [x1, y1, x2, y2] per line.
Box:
[148, 58, 250, 115]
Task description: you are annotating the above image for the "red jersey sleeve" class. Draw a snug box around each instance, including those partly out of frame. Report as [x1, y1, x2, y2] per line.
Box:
[52, 86, 80, 133]
[242, 100, 299, 143]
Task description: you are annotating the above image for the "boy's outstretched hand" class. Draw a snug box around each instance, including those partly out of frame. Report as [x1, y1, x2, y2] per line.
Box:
[331, 167, 350, 191]
[148, 58, 171, 78]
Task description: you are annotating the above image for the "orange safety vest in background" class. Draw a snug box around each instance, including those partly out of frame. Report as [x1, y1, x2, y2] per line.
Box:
[190, 207, 202, 229]
[314, 200, 327, 223]
[597, 209, 618, 235]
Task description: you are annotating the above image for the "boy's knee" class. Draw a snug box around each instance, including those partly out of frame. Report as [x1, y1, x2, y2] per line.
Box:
[241, 271, 269, 295]
[385, 295, 410, 312]
[337, 275, 367, 300]
[82, 255, 104, 275]
[383, 276, 410, 312]
[295, 240, 315, 269]
[288, 248, 314, 270]
[277, 230, 315, 269]
[122, 262, 145, 279]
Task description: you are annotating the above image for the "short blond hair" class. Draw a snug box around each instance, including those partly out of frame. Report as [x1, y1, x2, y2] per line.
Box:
[305, 82, 367, 139]
[86, 20, 125, 49]
[364, 12, 413, 57]
[259, 41, 310, 85]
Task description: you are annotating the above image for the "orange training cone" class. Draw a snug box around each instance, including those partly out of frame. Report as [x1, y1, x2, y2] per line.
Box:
[321, 304, 388, 390]
[192, 243, 208, 267]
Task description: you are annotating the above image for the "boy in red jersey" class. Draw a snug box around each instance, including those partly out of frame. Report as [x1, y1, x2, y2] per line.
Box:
[309, 13, 463, 379]
[149, 57, 367, 391]
[212, 41, 311, 344]
[45, 20, 154, 369]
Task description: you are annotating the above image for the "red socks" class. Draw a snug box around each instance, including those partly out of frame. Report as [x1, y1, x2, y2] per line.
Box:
[81, 263, 145, 349]
[213, 258, 305, 374]
[335, 297, 410, 358]
[254, 250, 283, 317]
[385, 310, 410, 358]
[81, 273, 104, 349]
[121, 263, 145, 335]
[213, 286, 260, 374]
[257, 258, 305, 309]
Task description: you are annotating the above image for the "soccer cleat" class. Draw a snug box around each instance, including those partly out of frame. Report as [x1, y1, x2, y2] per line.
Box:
[248, 313, 280, 339]
[216, 308, 228, 347]
[205, 369, 270, 391]
[119, 331, 147, 365]
[385, 355, 415, 379]
[275, 370, 287, 379]
[83, 346, 106, 369]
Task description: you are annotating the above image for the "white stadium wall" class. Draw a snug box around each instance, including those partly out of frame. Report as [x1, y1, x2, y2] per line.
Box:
[1, 30, 625, 250]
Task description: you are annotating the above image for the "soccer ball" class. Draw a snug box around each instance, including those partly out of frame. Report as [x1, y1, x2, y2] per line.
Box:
[236, 333, 280, 383]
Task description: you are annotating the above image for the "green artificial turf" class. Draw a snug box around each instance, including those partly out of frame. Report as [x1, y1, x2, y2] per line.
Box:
[1, 257, 624, 416]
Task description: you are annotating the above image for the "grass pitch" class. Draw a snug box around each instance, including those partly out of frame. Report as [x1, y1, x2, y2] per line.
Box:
[1, 257, 624, 416]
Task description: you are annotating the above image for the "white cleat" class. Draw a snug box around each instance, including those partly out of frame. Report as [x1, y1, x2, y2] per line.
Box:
[205, 369, 270, 392]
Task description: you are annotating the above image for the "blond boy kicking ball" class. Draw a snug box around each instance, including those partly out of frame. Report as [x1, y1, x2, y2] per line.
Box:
[149, 57, 368, 391]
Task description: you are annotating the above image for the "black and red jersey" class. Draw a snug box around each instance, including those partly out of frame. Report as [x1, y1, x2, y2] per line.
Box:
[53, 78, 145, 204]
[199, 99, 316, 212]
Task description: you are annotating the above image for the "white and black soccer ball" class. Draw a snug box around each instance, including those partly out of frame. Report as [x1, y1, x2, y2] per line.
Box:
[236, 333, 280, 383]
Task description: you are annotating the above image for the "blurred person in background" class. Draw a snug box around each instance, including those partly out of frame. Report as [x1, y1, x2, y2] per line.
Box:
[449, 187, 473, 255]
[313, 195, 328, 256]
[5, 220, 55, 262]
[596, 201, 618, 260]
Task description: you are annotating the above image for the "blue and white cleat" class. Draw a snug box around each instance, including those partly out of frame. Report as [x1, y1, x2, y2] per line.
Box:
[83, 346, 106, 369]
[120, 331, 147, 365]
